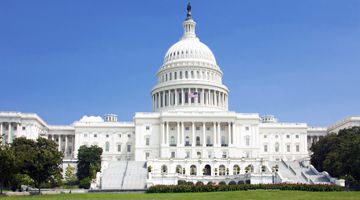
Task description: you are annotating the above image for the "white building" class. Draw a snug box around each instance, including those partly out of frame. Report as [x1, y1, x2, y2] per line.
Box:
[0, 3, 355, 189]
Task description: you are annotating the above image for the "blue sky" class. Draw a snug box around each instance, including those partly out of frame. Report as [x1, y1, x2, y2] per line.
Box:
[0, 0, 359, 126]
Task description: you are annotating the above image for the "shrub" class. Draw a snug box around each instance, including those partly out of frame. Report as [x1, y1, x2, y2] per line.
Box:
[218, 181, 226, 185]
[195, 181, 204, 186]
[186, 181, 194, 186]
[79, 177, 92, 189]
[178, 180, 187, 185]
[146, 183, 345, 193]
[229, 181, 237, 185]
[207, 181, 215, 186]
[238, 180, 244, 185]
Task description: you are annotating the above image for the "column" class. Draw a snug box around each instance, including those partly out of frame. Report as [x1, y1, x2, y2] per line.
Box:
[228, 123, 232, 146]
[181, 122, 184, 146]
[162, 91, 165, 107]
[202, 122, 206, 147]
[168, 90, 171, 106]
[214, 91, 217, 106]
[17, 123, 20, 138]
[58, 135, 62, 152]
[217, 122, 221, 146]
[202, 89, 205, 105]
[8, 123, 11, 144]
[65, 135, 68, 157]
[175, 89, 178, 106]
[192, 122, 195, 147]
[181, 89, 185, 105]
[51, 134, 54, 141]
[232, 123, 235, 145]
[208, 90, 211, 105]
[166, 122, 169, 145]
[195, 88, 198, 105]
[213, 122, 216, 145]
[161, 122, 165, 145]
[188, 88, 191, 105]
[177, 122, 180, 144]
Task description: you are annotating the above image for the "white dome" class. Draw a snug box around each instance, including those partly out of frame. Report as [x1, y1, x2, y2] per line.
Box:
[163, 38, 217, 65]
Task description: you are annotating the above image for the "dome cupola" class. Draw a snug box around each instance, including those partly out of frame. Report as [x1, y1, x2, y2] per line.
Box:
[151, 3, 229, 112]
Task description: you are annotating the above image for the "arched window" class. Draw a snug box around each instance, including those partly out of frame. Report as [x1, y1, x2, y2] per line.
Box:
[196, 136, 201, 146]
[219, 165, 226, 176]
[233, 165, 240, 175]
[190, 165, 197, 175]
[161, 165, 168, 174]
[275, 142, 280, 152]
[176, 165, 182, 174]
[105, 141, 110, 152]
[185, 136, 190, 146]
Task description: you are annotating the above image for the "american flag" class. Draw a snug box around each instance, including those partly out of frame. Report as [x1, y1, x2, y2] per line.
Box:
[188, 91, 198, 98]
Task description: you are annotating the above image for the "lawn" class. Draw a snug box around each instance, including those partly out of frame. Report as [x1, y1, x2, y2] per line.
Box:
[1, 191, 360, 200]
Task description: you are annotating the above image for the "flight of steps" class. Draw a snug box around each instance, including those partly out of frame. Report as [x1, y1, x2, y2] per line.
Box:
[101, 161, 147, 190]
[270, 160, 331, 184]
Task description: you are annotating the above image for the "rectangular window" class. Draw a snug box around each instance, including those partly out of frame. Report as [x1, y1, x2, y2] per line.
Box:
[287, 145, 291, 152]
[296, 135, 299, 139]
[196, 126, 200, 131]
[264, 145, 268, 152]
[117, 144, 121, 152]
[180, 71, 183, 79]
[185, 151, 190, 158]
[245, 126, 250, 131]
[22, 126, 26, 130]
[296, 145, 300, 152]
[171, 152, 175, 158]
[127, 145, 131, 152]
[206, 127, 211, 131]
[84, 134, 88, 138]
[146, 126, 150, 130]
[146, 152, 150, 159]
[185, 127, 190, 131]
[146, 138, 150, 146]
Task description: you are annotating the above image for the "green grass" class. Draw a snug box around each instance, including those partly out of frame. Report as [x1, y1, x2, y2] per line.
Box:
[1, 191, 360, 200]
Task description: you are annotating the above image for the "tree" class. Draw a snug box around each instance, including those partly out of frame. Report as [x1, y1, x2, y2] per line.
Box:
[311, 126, 360, 186]
[12, 137, 63, 193]
[0, 145, 17, 194]
[64, 165, 77, 185]
[77, 145, 102, 185]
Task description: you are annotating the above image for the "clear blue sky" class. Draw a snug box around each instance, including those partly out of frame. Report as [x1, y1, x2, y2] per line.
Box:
[0, 0, 359, 127]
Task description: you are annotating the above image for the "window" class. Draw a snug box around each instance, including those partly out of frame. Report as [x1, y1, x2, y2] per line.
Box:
[190, 165, 197, 175]
[233, 165, 240, 175]
[296, 145, 300, 152]
[208, 151, 212, 158]
[185, 136, 190, 146]
[146, 137, 150, 146]
[275, 135, 279, 139]
[222, 152, 227, 158]
[275, 142, 279, 152]
[146, 126, 150, 130]
[117, 144, 121, 152]
[221, 126, 225, 131]
[106, 134, 109, 138]
[170, 136, 176, 146]
[264, 135, 267, 139]
[185, 151, 190, 158]
[219, 165, 226, 175]
[22, 126, 26, 130]
[84, 134, 88, 138]
[105, 142, 110, 152]
[264, 145, 268, 152]
[296, 135, 299, 139]
[185, 127, 190, 131]
[286, 135, 290, 139]
[171, 152, 175, 158]
[197, 151, 201, 158]
[245, 126, 250, 131]
[128, 134, 131, 138]
[161, 165, 168, 174]
[94, 134, 97, 138]
[127, 144, 131, 152]
[196, 126, 200, 131]
[245, 136, 250, 146]
[196, 136, 201, 146]
[206, 127, 211, 131]
[118, 134, 121, 138]
[287, 145, 291, 152]
[146, 152, 150, 159]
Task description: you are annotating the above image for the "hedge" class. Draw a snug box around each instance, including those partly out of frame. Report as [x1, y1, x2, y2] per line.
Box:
[147, 183, 345, 193]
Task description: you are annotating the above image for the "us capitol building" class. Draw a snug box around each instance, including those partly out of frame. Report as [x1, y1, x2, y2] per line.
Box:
[0, 3, 358, 189]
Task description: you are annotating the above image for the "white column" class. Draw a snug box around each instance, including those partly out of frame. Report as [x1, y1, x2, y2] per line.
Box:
[217, 122, 221, 146]
[175, 89, 178, 106]
[168, 90, 171, 106]
[232, 123, 235, 145]
[208, 90, 211, 105]
[213, 122, 216, 145]
[188, 88, 191, 105]
[51, 134, 54, 141]
[58, 135, 62, 152]
[202, 89, 205, 105]
[65, 135, 68, 157]
[162, 91, 165, 107]
[17, 123, 20, 138]
[181, 89, 185, 105]
[161, 122, 165, 145]
[192, 122, 195, 147]
[202, 122, 206, 147]
[181, 122, 184, 146]
[166, 122, 169, 145]
[228, 123, 232, 146]
[195, 88, 198, 105]
[8, 123, 11, 144]
[177, 122, 180, 144]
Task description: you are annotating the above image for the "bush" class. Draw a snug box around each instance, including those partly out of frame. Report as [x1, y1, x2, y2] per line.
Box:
[238, 180, 244, 185]
[195, 181, 204, 186]
[147, 183, 345, 193]
[178, 180, 187, 185]
[79, 177, 92, 189]
[207, 182, 214, 186]
[229, 181, 237, 185]
[218, 181, 226, 185]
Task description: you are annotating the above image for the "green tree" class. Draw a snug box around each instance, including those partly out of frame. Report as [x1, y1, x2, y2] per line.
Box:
[311, 126, 360, 186]
[77, 145, 102, 186]
[64, 165, 77, 185]
[12, 137, 63, 193]
[0, 145, 17, 194]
